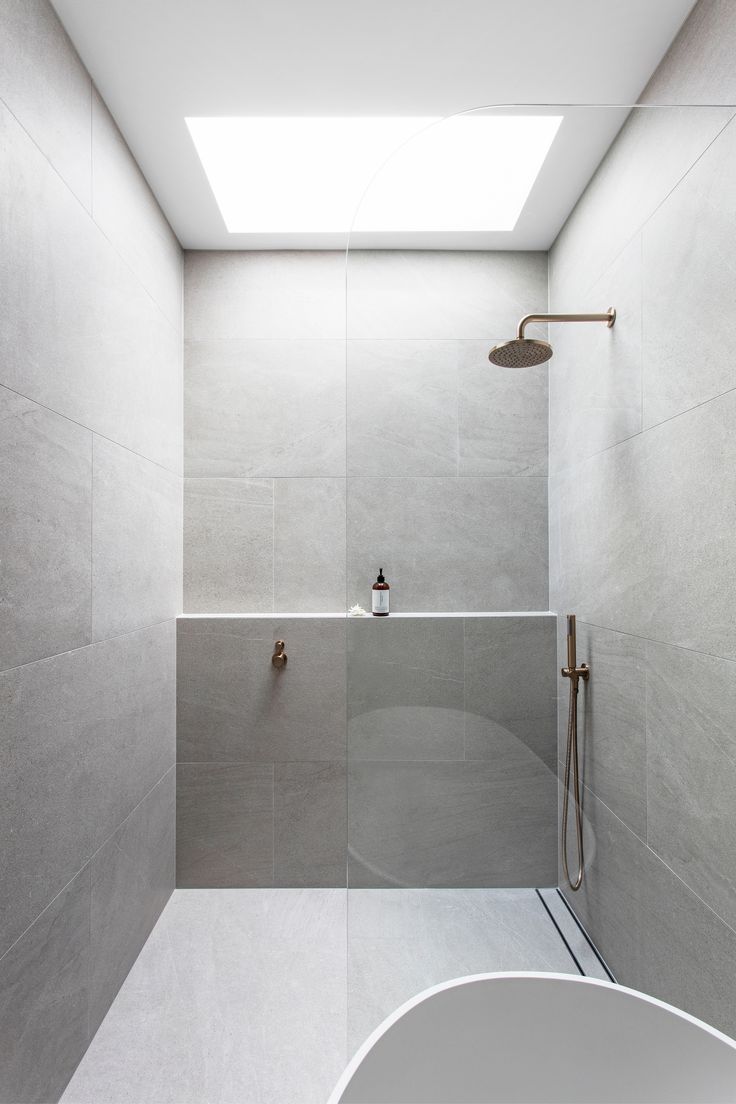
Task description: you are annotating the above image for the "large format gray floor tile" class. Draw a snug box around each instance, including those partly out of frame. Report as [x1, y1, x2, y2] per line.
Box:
[92, 436, 182, 638]
[186, 338, 345, 478]
[176, 764, 274, 887]
[464, 616, 557, 768]
[91, 90, 182, 329]
[550, 387, 736, 659]
[348, 758, 557, 888]
[458, 341, 548, 477]
[348, 476, 548, 612]
[643, 116, 736, 429]
[0, 866, 90, 1104]
[0, 0, 92, 208]
[177, 617, 346, 762]
[348, 617, 464, 761]
[0, 621, 175, 955]
[89, 769, 175, 1034]
[62, 888, 579, 1104]
[61, 890, 349, 1104]
[183, 478, 273, 612]
[347, 340, 458, 477]
[273, 478, 346, 612]
[184, 251, 344, 341]
[646, 640, 736, 932]
[0, 100, 182, 473]
[0, 386, 92, 671]
[563, 787, 736, 1041]
[347, 888, 577, 1054]
[274, 762, 347, 886]
[346, 251, 547, 339]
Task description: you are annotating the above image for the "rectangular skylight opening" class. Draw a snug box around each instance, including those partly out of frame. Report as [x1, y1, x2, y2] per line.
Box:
[186, 115, 562, 234]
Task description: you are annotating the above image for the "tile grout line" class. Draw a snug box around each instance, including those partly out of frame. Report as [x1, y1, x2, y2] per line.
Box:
[0, 87, 181, 336]
[0, 617, 177, 678]
[571, 618, 736, 666]
[577, 778, 736, 940]
[0, 763, 176, 968]
[0, 378, 183, 480]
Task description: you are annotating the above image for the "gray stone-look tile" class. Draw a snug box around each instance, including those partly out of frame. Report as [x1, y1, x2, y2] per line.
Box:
[183, 478, 273, 613]
[560, 623, 647, 839]
[458, 341, 548, 477]
[274, 762, 346, 886]
[185, 338, 345, 478]
[89, 768, 175, 1034]
[562, 788, 736, 1041]
[550, 106, 733, 301]
[61, 890, 348, 1104]
[550, 388, 736, 659]
[177, 617, 346, 762]
[643, 117, 736, 428]
[91, 90, 182, 329]
[639, 0, 736, 106]
[176, 764, 274, 887]
[0, 866, 90, 1104]
[465, 616, 557, 769]
[347, 250, 548, 339]
[273, 478, 346, 612]
[184, 251, 344, 341]
[347, 888, 577, 1054]
[348, 617, 464, 761]
[348, 476, 548, 612]
[646, 640, 736, 931]
[549, 237, 642, 474]
[347, 340, 458, 477]
[0, 621, 175, 955]
[0, 386, 92, 671]
[92, 436, 182, 638]
[0, 0, 92, 208]
[348, 758, 557, 888]
[0, 100, 182, 473]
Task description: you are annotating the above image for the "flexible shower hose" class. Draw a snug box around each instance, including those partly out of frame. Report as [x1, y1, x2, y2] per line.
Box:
[561, 674, 585, 891]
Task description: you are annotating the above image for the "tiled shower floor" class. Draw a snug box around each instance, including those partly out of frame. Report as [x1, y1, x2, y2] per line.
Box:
[61, 888, 598, 1104]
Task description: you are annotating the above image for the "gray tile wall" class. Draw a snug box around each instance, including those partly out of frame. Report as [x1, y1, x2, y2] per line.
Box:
[183, 250, 549, 613]
[550, 6, 736, 1039]
[176, 614, 557, 889]
[0, 4, 182, 1100]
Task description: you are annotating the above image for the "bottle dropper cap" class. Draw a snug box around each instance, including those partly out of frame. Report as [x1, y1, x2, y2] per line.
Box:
[376, 569, 385, 583]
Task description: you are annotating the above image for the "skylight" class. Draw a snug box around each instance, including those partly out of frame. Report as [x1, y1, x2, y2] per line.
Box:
[186, 115, 562, 235]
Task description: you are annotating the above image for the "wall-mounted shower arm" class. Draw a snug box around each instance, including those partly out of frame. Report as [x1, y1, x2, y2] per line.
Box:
[488, 308, 616, 368]
[517, 310, 616, 339]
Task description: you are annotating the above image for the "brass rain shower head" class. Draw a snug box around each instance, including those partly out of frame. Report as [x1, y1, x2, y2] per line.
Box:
[488, 308, 616, 368]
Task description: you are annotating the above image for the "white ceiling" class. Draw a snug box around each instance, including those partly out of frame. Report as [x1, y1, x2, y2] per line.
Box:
[51, 0, 696, 250]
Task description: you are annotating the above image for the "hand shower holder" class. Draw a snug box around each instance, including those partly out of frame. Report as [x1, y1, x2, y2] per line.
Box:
[561, 662, 590, 683]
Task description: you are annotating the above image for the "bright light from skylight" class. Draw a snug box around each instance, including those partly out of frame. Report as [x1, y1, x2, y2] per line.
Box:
[186, 115, 562, 234]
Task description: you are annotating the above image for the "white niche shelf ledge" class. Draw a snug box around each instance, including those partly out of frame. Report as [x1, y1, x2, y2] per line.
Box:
[177, 611, 556, 619]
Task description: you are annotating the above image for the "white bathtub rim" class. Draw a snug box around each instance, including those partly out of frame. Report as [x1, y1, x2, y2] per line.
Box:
[328, 970, 736, 1104]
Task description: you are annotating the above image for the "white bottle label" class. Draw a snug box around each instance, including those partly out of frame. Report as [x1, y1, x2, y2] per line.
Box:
[372, 589, 389, 613]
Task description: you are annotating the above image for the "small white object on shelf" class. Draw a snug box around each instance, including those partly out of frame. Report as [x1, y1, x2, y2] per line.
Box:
[348, 604, 368, 617]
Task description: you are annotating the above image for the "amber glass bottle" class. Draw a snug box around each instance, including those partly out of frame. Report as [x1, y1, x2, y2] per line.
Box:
[372, 569, 390, 616]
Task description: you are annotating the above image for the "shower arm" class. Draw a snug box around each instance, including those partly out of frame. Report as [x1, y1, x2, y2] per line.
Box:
[517, 309, 616, 339]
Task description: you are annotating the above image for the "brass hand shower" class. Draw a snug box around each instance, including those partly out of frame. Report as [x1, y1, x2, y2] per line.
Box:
[561, 614, 589, 891]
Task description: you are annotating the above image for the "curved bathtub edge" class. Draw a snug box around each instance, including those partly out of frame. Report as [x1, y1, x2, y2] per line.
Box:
[328, 971, 736, 1104]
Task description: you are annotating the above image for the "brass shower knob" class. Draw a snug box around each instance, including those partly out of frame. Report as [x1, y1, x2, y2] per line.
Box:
[272, 640, 287, 668]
